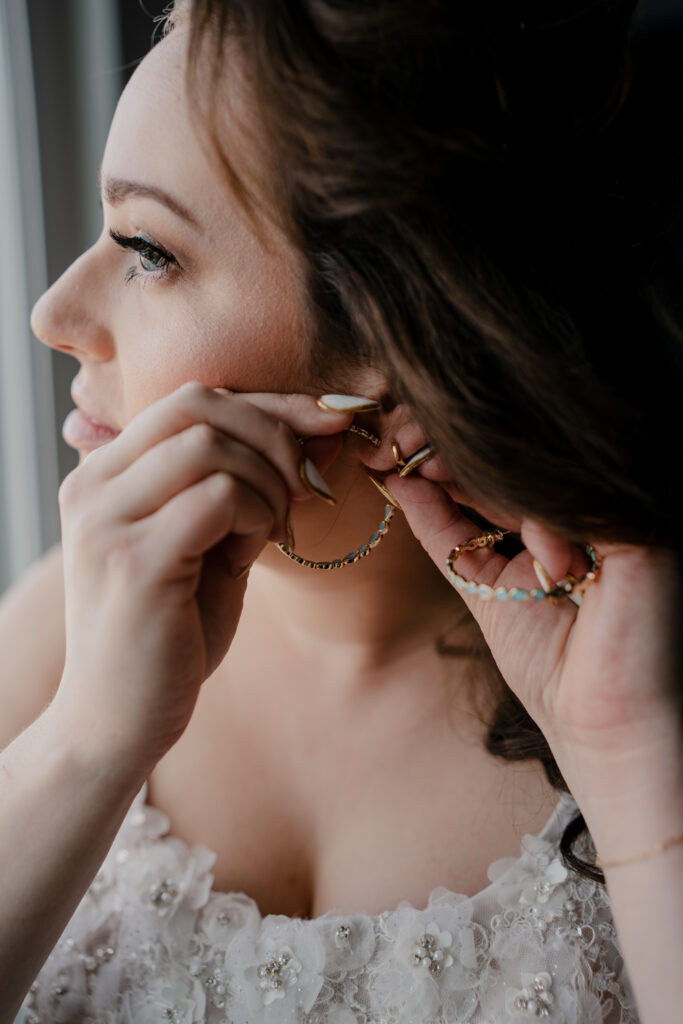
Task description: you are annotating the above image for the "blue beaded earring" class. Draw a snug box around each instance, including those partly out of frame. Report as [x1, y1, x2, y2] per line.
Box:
[446, 528, 602, 603]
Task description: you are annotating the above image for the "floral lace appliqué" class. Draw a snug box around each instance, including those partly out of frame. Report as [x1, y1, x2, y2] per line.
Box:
[19, 788, 639, 1024]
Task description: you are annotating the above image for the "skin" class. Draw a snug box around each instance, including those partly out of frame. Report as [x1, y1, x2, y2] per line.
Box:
[31, 28, 307, 436]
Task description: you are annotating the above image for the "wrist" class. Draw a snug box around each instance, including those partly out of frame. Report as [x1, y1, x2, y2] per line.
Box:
[44, 689, 155, 793]
[558, 731, 683, 866]
[595, 828, 683, 870]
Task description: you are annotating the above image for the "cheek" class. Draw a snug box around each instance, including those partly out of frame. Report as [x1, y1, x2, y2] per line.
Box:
[117, 284, 309, 424]
[213, 257, 310, 391]
[179, 259, 310, 392]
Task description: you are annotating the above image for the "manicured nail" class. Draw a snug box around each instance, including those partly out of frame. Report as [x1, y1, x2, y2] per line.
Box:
[532, 559, 554, 594]
[285, 509, 296, 549]
[231, 561, 254, 581]
[299, 458, 336, 505]
[391, 442, 406, 468]
[316, 394, 382, 413]
[398, 444, 435, 477]
[365, 470, 403, 511]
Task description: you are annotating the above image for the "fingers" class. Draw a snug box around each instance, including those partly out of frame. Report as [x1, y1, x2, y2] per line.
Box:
[520, 519, 573, 582]
[60, 384, 355, 587]
[143, 471, 275, 576]
[231, 390, 354, 437]
[392, 472, 597, 622]
[93, 383, 350, 502]
[360, 418, 469, 501]
[113, 422, 289, 533]
[387, 474, 511, 590]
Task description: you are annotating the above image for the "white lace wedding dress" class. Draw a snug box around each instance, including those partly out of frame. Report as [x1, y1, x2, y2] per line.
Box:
[17, 785, 637, 1023]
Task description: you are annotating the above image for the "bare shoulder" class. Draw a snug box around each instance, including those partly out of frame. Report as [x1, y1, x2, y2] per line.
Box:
[0, 542, 65, 749]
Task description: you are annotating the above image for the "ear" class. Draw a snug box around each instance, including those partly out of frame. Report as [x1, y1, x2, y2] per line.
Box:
[352, 396, 432, 476]
[331, 368, 418, 449]
[340, 367, 395, 410]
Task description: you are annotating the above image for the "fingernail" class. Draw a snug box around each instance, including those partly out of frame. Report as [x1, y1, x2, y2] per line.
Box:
[532, 559, 555, 594]
[316, 394, 382, 413]
[231, 561, 254, 581]
[365, 470, 403, 511]
[299, 458, 336, 505]
[398, 444, 435, 477]
[285, 509, 296, 549]
[391, 442, 406, 468]
[213, 387, 230, 394]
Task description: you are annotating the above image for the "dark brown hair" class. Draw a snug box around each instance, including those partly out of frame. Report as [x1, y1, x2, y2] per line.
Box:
[181, 0, 683, 883]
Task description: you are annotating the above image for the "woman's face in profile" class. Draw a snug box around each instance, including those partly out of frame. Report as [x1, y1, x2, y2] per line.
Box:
[31, 26, 309, 452]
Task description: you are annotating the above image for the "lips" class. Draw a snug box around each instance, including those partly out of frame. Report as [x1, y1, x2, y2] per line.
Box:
[63, 378, 121, 450]
[63, 389, 121, 450]
[62, 408, 121, 450]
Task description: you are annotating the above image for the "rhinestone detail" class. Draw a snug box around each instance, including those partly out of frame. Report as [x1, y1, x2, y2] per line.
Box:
[256, 948, 300, 999]
[411, 932, 451, 977]
[509, 972, 555, 1017]
[150, 879, 179, 907]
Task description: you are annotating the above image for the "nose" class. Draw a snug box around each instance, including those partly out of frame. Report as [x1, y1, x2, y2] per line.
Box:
[31, 243, 114, 362]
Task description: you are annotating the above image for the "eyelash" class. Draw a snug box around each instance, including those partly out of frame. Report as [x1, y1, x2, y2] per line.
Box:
[109, 230, 180, 284]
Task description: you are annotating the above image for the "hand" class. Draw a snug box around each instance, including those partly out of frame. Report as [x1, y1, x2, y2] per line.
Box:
[53, 382, 349, 775]
[388, 465, 682, 811]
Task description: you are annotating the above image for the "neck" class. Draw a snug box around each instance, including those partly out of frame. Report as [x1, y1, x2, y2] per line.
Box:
[247, 450, 473, 673]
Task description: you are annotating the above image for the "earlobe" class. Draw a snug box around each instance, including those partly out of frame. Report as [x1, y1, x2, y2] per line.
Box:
[376, 400, 421, 438]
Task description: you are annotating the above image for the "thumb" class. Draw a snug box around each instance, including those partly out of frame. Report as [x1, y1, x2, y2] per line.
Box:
[520, 519, 573, 582]
[388, 473, 509, 587]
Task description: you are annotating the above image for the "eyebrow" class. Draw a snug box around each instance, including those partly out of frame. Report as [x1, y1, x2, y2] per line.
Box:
[99, 171, 200, 229]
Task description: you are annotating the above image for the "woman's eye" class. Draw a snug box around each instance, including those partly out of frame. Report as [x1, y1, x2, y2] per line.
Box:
[138, 246, 169, 273]
[109, 229, 179, 282]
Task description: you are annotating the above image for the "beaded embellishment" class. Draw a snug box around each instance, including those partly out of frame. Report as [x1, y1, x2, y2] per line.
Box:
[446, 529, 602, 602]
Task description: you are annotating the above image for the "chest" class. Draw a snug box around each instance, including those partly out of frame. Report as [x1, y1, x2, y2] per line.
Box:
[146, 660, 558, 920]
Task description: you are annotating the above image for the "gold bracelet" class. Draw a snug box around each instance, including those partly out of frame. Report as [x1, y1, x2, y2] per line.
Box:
[595, 829, 683, 869]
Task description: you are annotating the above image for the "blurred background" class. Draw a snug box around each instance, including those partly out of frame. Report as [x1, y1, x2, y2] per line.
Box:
[0, 0, 168, 593]
[0, 0, 682, 596]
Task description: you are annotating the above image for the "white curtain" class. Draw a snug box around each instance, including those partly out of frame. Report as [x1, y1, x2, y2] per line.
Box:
[0, 0, 121, 595]
[0, 0, 56, 594]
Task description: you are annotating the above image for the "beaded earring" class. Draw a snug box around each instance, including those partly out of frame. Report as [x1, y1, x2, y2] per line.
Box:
[446, 528, 603, 602]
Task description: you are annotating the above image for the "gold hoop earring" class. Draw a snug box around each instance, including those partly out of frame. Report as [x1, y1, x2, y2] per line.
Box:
[446, 529, 602, 602]
[278, 425, 398, 569]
